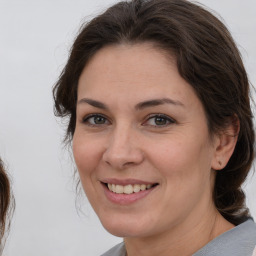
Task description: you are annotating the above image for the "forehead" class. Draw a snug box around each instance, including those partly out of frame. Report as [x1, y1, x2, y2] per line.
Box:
[77, 43, 203, 114]
[80, 43, 174, 80]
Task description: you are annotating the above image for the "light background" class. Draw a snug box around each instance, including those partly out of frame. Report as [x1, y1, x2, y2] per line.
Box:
[0, 0, 255, 255]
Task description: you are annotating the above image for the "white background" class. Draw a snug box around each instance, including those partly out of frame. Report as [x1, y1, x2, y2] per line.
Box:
[0, 0, 255, 255]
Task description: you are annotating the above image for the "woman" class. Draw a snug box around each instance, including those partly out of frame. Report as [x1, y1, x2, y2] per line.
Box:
[0, 158, 13, 254]
[53, 0, 256, 255]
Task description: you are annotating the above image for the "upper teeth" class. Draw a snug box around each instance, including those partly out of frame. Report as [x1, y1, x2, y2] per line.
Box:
[107, 184, 153, 194]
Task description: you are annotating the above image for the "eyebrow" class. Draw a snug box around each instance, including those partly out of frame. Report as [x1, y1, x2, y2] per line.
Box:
[77, 97, 184, 110]
[135, 98, 184, 110]
[77, 98, 108, 110]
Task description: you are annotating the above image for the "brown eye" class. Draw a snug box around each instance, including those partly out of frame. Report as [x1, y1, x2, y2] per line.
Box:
[83, 114, 109, 126]
[143, 114, 175, 127]
[155, 116, 167, 125]
[94, 116, 106, 124]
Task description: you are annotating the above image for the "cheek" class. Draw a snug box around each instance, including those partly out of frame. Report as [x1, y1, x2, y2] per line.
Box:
[72, 133, 103, 204]
[72, 132, 102, 177]
[150, 135, 213, 182]
[150, 139, 214, 219]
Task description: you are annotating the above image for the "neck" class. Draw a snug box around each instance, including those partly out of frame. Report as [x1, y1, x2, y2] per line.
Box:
[124, 209, 234, 256]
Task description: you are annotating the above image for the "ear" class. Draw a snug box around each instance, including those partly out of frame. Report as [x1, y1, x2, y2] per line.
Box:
[211, 115, 240, 170]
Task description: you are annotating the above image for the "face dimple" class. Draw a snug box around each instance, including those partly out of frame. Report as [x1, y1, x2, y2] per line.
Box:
[73, 43, 218, 238]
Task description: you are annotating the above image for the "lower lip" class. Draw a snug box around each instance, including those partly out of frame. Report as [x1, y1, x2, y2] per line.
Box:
[102, 184, 157, 205]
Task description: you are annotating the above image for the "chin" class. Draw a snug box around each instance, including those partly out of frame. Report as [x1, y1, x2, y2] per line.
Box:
[99, 215, 151, 238]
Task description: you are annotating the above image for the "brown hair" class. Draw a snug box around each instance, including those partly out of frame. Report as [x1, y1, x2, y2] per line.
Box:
[53, 0, 254, 225]
[0, 158, 14, 253]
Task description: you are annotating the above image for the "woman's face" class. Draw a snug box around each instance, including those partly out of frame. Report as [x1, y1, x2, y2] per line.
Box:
[73, 43, 220, 238]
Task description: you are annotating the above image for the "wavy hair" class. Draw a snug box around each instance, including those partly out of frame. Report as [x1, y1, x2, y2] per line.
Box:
[0, 158, 14, 254]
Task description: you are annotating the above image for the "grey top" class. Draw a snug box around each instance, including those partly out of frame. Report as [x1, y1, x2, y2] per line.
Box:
[101, 219, 256, 256]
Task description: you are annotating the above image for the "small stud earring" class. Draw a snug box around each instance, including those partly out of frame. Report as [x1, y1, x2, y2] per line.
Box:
[218, 160, 222, 166]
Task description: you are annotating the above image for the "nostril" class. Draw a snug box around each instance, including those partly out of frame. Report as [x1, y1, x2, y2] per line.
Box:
[104, 160, 111, 166]
[123, 161, 135, 166]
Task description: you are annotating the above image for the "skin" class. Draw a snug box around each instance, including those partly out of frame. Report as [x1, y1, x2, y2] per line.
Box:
[73, 43, 238, 256]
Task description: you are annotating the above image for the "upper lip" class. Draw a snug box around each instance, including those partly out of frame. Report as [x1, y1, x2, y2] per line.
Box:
[100, 178, 158, 186]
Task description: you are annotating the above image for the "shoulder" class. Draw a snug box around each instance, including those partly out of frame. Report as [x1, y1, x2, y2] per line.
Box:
[100, 242, 126, 256]
[193, 218, 256, 256]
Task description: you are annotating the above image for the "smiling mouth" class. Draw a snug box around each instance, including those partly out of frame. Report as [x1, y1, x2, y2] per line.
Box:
[104, 183, 158, 194]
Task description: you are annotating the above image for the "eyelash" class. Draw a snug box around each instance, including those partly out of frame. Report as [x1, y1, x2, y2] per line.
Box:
[143, 114, 176, 127]
[82, 114, 110, 126]
[82, 113, 176, 127]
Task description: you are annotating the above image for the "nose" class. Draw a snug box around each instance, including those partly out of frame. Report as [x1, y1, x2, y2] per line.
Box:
[102, 125, 144, 170]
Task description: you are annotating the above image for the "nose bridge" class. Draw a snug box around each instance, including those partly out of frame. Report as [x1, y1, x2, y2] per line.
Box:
[103, 121, 143, 168]
[112, 123, 130, 148]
